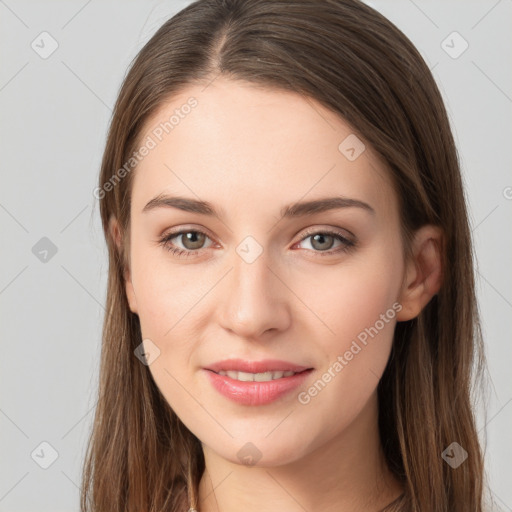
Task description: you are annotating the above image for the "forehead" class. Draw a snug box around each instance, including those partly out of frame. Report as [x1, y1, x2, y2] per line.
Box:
[131, 77, 396, 220]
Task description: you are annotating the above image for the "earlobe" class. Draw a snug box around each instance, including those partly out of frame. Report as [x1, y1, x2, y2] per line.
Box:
[108, 215, 139, 315]
[396, 225, 443, 322]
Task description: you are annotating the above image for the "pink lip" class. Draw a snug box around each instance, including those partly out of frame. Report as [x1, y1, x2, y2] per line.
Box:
[203, 367, 314, 406]
[205, 358, 312, 374]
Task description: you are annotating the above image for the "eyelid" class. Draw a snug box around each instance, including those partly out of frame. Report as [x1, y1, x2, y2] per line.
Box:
[160, 224, 216, 241]
[296, 225, 355, 243]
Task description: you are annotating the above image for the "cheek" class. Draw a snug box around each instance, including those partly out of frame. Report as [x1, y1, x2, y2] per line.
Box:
[293, 240, 404, 348]
[130, 238, 204, 338]
[291, 242, 403, 417]
[129, 236, 215, 389]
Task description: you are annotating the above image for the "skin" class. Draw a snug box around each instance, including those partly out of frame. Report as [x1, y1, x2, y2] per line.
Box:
[110, 77, 443, 512]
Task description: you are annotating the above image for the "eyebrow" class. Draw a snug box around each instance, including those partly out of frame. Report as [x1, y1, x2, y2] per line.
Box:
[141, 194, 375, 218]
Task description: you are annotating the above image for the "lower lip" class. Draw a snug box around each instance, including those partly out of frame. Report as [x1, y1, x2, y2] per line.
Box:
[203, 369, 314, 406]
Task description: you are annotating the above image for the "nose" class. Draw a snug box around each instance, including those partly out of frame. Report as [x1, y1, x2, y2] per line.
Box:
[216, 248, 292, 340]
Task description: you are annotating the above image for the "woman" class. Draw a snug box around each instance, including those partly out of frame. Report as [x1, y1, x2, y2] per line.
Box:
[82, 1, 489, 510]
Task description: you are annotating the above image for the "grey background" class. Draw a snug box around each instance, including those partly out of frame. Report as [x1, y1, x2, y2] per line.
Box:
[0, 0, 510, 510]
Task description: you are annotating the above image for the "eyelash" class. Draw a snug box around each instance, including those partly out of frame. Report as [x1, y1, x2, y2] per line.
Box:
[158, 227, 356, 259]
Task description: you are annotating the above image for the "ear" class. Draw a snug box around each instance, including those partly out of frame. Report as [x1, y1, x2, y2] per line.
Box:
[396, 225, 443, 322]
[108, 215, 138, 315]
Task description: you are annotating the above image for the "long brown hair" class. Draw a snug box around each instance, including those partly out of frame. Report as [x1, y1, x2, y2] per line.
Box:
[82, 1, 489, 511]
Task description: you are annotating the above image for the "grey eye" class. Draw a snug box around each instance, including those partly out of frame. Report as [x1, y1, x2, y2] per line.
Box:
[178, 231, 208, 250]
[309, 233, 336, 251]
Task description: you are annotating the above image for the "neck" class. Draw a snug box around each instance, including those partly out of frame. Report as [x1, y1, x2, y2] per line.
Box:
[195, 392, 403, 512]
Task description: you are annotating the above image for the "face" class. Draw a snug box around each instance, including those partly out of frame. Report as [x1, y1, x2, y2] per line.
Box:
[121, 77, 410, 466]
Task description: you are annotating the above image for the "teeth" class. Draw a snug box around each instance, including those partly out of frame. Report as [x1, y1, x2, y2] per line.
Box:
[217, 370, 297, 381]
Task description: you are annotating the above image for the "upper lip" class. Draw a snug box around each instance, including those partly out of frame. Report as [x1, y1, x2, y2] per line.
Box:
[205, 358, 313, 374]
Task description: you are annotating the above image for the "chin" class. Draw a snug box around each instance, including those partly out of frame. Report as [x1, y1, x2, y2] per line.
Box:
[205, 435, 310, 468]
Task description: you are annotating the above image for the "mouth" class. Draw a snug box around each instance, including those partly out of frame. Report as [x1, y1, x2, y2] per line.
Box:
[203, 366, 314, 406]
[204, 358, 314, 379]
[207, 368, 311, 382]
